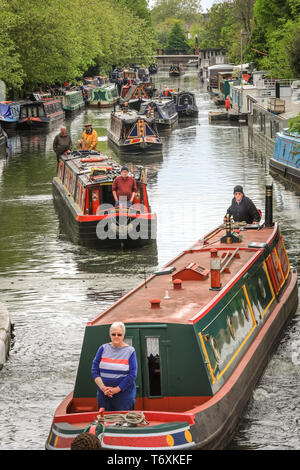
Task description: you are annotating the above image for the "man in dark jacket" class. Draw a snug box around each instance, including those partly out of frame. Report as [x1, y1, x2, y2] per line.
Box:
[53, 126, 72, 164]
[226, 185, 260, 224]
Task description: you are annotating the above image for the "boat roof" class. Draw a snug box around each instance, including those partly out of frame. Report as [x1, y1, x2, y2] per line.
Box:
[112, 109, 155, 124]
[279, 129, 300, 140]
[60, 151, 144, 184]
[89, 223, 276, 327]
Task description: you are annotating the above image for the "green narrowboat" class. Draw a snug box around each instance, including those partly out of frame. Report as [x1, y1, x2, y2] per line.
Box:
[59, 90, 85, 114]
[89, 84, 119, 108]
[46, 186, 298, 450]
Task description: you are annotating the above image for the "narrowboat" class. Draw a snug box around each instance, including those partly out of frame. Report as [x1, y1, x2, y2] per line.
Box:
[139, 98, 178, 130]
[89, 84, 119, 108]
[0, 101, 26, 130]
[18, 98, 64, 130]
[149, 63, 158, 74]
[59, 90, 85, 114]
[270, 129, 300, 186]
[109, 69, 124, 83]
[170, 91, 198, 118]
[137, 67, 150, 82]
[107, 109, 162, 153]
[169, 64, 184, 77]
[120, 84, 156, 110]
[46, 186, 298, 450]
[81, 85, 99, 105]
[52, 150, 157, 246]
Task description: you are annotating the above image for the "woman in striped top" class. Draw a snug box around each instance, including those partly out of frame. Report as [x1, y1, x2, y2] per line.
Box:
[91, 321, 137, 411]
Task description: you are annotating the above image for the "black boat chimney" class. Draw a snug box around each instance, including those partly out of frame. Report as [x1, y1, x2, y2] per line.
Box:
[265, 184, 274, 227]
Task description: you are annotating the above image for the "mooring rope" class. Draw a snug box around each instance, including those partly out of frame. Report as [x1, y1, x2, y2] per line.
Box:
[97, 411, 149, 427]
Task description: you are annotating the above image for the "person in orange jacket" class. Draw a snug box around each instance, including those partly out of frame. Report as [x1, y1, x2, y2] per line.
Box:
[225, 96, 230, 112]
[79, 123, 98, 150]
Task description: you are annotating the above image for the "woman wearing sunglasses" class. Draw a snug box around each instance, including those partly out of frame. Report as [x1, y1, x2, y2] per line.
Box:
[91, 322, 137, 411]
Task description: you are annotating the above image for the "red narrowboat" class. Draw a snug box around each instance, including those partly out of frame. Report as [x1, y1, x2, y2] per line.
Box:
[46, 185, 298, 450]
[52, 150, 157, 246]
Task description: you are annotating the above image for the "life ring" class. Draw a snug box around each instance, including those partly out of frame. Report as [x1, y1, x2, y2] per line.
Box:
[210, 337, 220, 363]
[227, 316, 236, 340]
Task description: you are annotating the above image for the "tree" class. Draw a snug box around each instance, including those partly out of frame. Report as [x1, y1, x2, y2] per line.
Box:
[118, 0, 152, 24]
[0, 2, 24, 91]
[166, 21, 190, 52]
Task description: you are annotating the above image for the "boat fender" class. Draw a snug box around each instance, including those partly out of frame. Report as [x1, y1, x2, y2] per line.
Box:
[242, 298, 250, 322]
[210, 337, 220, 363]
[227, 316, 236, 340]
[110, 220, 134, 238]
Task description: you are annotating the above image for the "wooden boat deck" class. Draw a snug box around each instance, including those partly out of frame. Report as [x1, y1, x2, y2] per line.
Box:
[90, 224, 275, 326]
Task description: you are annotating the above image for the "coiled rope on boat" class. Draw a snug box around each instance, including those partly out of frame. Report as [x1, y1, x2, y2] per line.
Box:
[97, 411, 149, 427]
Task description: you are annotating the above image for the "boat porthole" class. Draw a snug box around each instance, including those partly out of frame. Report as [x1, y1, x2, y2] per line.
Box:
[242, 298, 250, 322]
[258, 278, 266, 299]
[210, 337, 220, 363]
[227, 316, 236, 340]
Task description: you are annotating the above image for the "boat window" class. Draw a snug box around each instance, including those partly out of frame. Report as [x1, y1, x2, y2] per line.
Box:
[31, 106, 38, 117]
[146, 337, 162, 396]
[39, 105, 45, 117]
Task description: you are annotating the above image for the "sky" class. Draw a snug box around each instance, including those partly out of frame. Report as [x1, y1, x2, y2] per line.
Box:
[201, 0, 217, 12]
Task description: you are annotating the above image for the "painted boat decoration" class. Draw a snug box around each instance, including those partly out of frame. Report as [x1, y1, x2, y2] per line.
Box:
[18, 98, 64, 129]
[107, 109, 162, 153]
[52, 150, 157, 246]
[89, 84, 119, 108]
[120, 84, 155, 111]
[0, 101, 28, 130]
[270, 129, 300, 186]
[46, 186, 298, 450]
[139, 98, 178, 129]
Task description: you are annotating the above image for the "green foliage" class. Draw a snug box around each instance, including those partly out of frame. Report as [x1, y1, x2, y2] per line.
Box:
[166, 21, 190, 52]
[0, 0, 157, 94]
[288, 113, 300, 133]
[0, 2, 24, 90]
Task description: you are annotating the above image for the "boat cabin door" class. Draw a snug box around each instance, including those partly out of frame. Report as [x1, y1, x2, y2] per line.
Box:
[90, 187, 100, 214]
[125, 325, 169, 411]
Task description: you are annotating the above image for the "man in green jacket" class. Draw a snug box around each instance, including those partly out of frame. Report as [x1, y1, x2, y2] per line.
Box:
[53, 126, 72, 166]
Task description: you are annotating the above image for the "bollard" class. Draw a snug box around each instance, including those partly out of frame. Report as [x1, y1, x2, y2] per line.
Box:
[265, 184, 273, 227]
[221, 213, 241, 244]
[210, 249, 222, 291]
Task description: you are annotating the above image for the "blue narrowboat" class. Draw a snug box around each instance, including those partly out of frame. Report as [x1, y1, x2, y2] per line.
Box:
[0, 101, 24, 130]
[270, 129, 300, 186]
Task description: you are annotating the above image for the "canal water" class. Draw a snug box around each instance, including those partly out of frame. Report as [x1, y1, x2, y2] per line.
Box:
[0, 71, 299, 450]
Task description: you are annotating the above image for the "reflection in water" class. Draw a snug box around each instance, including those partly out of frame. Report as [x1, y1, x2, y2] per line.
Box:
[0, 71, 299, 450]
